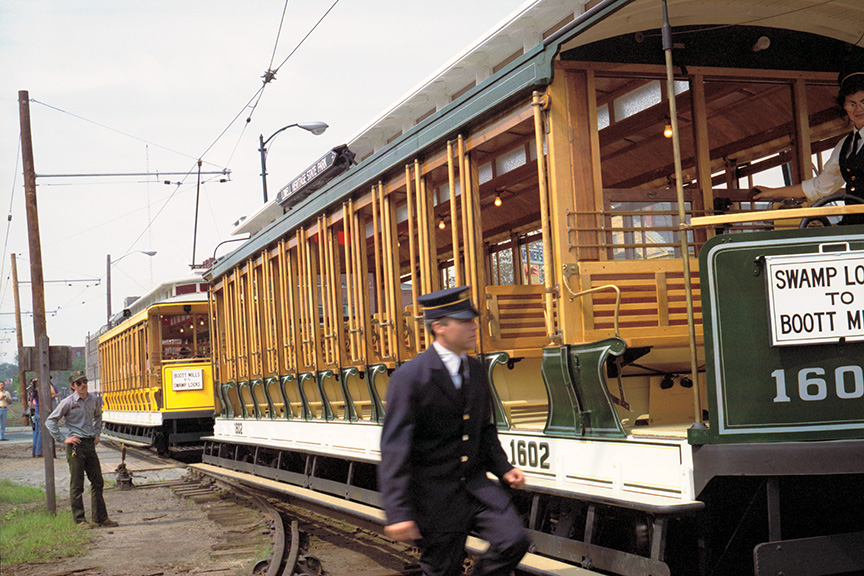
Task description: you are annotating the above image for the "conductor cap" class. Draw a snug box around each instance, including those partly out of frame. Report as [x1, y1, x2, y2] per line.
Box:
[419, 286, 479, 320]
[838, 58, 864, 89]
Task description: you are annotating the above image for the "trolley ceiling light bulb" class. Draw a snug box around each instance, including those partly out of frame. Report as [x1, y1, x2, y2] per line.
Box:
[438, 218, 446, 230]
[494, 194, 503, 207]
[663, 122, 673, 139]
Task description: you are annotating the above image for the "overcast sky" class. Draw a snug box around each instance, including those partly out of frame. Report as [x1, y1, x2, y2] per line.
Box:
[0, 0, 529, 364]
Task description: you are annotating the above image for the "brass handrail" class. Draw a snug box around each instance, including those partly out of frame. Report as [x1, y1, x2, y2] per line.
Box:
[561, 278, 622, 339]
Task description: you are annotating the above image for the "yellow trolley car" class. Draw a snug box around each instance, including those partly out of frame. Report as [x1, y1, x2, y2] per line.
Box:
[98, 278, 214, 456]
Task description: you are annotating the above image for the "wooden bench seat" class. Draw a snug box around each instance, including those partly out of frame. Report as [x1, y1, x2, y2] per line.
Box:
[577, 259, 701, 348]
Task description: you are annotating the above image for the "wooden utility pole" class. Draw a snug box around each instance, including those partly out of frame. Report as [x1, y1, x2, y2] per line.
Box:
[11, 254, 28, 420]
[19, 89, 56, 513]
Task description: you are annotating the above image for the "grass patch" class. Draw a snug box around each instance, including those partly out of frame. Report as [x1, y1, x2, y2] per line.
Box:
[0, 482, 90, 567]
[0, 479, 43, 505]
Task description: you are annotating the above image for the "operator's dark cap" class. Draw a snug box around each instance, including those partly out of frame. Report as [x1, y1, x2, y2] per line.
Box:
[418, 286, 479, 320]
[838, 59, 864, 89]
[69, 370, 87, 384]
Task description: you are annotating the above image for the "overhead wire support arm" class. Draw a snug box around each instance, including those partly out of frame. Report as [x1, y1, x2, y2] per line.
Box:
[35, 170, 231, 179]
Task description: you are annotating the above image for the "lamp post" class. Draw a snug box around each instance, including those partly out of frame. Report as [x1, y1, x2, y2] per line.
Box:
[106, 250, 157, 325]
[259, 122, 329, 203]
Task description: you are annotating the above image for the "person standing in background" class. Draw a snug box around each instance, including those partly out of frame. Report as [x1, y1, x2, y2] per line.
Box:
[28, 379, 42, 457]
[28, 377, 58, 457]
[46, 371, 118, 528]
[0, 380, 12, 441]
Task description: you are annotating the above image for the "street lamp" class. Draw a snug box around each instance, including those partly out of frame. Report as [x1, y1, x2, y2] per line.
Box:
[106, 251, 157, 325]
[259, 122, 329, 203]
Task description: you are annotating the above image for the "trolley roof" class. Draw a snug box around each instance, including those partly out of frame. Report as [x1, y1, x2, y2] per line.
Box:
[209, 0, 864, 281]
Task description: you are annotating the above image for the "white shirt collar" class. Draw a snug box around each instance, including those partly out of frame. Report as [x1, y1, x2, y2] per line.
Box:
[432, 341, 466, 379]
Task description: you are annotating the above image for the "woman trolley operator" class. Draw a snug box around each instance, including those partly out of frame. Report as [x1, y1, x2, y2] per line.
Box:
[753, 62, 864, 224]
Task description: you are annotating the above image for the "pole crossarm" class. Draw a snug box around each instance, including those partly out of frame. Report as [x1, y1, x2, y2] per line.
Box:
[35, 169, 231, 178]
[18, 278, 100, 284]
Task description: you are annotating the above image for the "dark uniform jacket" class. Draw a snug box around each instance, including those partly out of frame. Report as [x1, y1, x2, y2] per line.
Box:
[839, 131, 864, 225]
[378, 345, 514, 533]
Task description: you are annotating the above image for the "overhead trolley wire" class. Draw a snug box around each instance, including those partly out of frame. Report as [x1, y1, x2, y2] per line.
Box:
[28, 99, 227, 172]
[270, 0, 341, 75]
[247, 0, 342, 123]
[267, 0, 292, 72]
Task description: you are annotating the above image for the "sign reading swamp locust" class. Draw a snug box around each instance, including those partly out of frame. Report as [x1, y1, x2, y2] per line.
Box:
[766, 250, 864, 346]
[171, 368, 204, 391]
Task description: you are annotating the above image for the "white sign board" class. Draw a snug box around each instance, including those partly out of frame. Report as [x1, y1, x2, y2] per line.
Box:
[171, 368, 204, 391]
[766, 250, 864, 346]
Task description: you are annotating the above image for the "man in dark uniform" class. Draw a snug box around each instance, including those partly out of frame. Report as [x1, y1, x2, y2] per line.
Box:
[378, 286, 530, 576]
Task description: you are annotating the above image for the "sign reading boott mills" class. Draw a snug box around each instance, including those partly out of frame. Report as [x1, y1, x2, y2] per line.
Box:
[171, 368, 204, 391]
[700, 228, 864, 444]
[766, 251, 864, 346]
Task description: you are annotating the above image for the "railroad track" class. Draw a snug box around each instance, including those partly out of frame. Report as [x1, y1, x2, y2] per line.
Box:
[177, 468, 421, 576]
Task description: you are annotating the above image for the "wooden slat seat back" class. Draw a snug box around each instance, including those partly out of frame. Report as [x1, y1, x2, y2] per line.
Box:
[577, 259, 701, 348]
[485, 285, 553, 352]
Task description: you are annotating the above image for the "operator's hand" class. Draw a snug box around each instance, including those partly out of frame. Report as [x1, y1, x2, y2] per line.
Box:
[94, 435, 100, 446]
[64, 436, 80, 445]
[750, 186, 767, 200]
[384, 520, 421, 542]
[503, 467, 526, 490]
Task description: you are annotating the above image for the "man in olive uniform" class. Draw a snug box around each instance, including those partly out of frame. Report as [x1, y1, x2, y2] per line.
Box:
[378, 286, 530, 576]
[46, 371, 118, 528]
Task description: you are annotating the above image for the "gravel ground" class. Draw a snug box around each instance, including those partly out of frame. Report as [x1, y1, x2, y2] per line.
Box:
[1, 428, 271, 576]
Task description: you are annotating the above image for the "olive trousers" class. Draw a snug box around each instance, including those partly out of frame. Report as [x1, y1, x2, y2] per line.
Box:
[66, 437, 108, 524]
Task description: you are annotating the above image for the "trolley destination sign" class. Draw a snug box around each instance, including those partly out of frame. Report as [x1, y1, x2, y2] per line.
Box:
[171, 368, 205, 391]
[765, 250, 864, 346]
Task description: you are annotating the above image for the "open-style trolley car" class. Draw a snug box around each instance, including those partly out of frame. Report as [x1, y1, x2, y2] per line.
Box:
[198, 0, 864, 574]
[97, 277, 215, 456]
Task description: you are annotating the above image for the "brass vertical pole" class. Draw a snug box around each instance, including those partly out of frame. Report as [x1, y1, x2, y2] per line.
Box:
[370, 186, 384, 360]
[415, 162, 429, 348]
[462, 145, 479, 307]
[378, 185, 394, 358]
[296, 230, 309, 368]
[382, 188, 399, 360]
[405, 165, 419, 350]
[662, 0, 702, 425]
[285, 243, 301, 374]
[415, 161, 428, 294]
[325, 215, 342, 367]
[318, 217, 331, 364]
[11, 254, 27, 418]
[343, 204, 357, 361]
[469, 154, 486, 354]
[457, 136, 470, 288]
[353, 206, 370, 363]
[321, 218, 332, 364]
[532, 92, 556, 341]
[18, 90, 56, 513]
[446, 141, 462, 286]
[422, 178, 439, 292]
